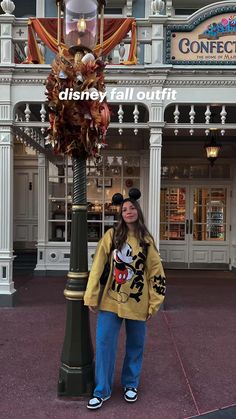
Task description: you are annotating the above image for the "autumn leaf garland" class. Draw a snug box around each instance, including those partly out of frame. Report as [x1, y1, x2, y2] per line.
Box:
[45, 47, 110, 159]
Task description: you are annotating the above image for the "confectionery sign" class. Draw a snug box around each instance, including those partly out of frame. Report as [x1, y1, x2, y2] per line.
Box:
[166, 11, 236, 64]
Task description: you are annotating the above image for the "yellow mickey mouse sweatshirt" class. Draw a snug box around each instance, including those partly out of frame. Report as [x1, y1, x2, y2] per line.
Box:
[84, 228, 166, 321]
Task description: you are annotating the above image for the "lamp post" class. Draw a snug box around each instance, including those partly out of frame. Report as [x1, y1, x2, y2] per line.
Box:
[53, 0, 107, 397]
[205, 129, 221, 166]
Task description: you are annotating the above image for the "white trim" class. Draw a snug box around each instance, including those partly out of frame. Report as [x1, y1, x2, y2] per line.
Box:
[36, 0, 45, 18]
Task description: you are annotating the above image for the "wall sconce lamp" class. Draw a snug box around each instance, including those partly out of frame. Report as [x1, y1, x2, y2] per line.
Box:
[205, 129, 221, 166]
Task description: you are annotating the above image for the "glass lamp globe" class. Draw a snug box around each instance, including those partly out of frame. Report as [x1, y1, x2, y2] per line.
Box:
[63, 0, 99, 52]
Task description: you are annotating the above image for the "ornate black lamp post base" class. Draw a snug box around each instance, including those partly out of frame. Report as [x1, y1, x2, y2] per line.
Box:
[57, 156, 94, 397]
[58, 300, 94, 397]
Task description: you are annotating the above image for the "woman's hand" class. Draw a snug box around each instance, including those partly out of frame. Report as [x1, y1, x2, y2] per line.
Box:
[88, 306, 97, 313]
[146, 314, 152, 321]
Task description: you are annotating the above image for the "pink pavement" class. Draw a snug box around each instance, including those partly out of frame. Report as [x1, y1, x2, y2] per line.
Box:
[0, 270, 235, 419]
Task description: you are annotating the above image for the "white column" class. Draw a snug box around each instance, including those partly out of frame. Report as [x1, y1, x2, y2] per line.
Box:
[148, 128, 162, 249]
[145, 0, 151, 17]
[35, 153, 48, 271]
[140, 153, 150, 223]
[0, 127, 16, 306]
[166, 0, 174, 17]
[150, 20, 164, 65]
[36, 0, 45, 17]
[125, 0, 133, 16]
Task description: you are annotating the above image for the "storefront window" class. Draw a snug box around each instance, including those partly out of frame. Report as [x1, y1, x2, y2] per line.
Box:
[160, 187, 186, 241]
[48, 161, 72, 242]
[161, 164, 230, 179]
[48, 154, 140, 242]
[193, 188, 227, 241]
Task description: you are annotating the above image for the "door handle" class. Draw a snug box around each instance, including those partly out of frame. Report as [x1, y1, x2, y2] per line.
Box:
[190, 219, 193, 235]
[186, 219, 189, 234]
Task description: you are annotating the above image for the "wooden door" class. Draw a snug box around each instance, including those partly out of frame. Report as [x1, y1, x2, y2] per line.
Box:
[13, 169, 38, 249]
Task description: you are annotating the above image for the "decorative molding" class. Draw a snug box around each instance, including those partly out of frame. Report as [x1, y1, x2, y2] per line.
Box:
[0, 68, 235, 85]
[149, 127, 163, 146]
[0, 132, 11, 144]
[1, 23, 11, 36]
[12, 78, 46, 85]
[137, 26, 152, 41]
[116, 78, 236, 87]
[1, 39, 12, 63]
[117, 79, 166, 86]
[0, 78, 12, 83]
[1, 71, 236, 90]
[166, 0, 173, 17]
[12, 24, 27, 39]
[126, 0, 133, 17]
[150, 104, 163, 123]
[0, 104, 10, 120]
[164, 79, 236, 87]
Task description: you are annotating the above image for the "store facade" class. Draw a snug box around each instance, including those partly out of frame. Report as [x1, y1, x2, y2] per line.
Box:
[1, 0, 236, 306]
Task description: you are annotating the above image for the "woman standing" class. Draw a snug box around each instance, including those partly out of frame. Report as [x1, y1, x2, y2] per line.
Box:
[84, 189, 166, 409]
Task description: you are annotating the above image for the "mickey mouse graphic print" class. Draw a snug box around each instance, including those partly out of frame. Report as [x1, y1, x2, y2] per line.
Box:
[113, 243, 135, 284]
[84, 228, 166, 321]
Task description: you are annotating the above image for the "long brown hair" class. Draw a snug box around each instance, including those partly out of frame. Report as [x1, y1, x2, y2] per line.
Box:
[113, 199, 155, 251]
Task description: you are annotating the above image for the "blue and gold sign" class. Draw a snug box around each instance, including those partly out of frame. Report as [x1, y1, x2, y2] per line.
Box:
[166, 5, 236, 64]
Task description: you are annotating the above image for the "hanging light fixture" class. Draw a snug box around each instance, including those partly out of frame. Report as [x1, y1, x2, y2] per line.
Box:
[205, 128, 221, 166]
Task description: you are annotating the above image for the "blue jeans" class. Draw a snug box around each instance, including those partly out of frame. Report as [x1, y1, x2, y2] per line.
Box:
[93, 310, 146, 399]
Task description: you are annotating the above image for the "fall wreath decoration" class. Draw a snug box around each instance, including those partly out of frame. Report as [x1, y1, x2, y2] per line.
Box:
[125, 179, 133, 188]
[45, 46, 110, 160]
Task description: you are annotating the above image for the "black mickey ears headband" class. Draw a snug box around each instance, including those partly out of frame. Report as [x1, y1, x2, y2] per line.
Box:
[112, 188, 141, 205]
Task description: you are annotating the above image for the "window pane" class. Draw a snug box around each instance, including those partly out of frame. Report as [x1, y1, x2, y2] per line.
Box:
[160, 223, 168, 240]
[105, 177, 122, 202]
[104, 156, 122, 177]
[87, 210, 102, 220]
[88, 222, 102, 241]
[87, 179, 104, 202]
[48, 200, 65, 220]
[193, 188, 227, 241]
[161, 166, 169, 179]
[190, 165, 209, 178]
[210, 165, 230, 178]
[169, 165, 189, 179]
[49, 179, 65, 197]
[48, 155, 140, 242]
[168, 223, 185, 240]
[49, 221, 65, 241]
[161, 163, 230, 180]
[160, 188, 186, 241]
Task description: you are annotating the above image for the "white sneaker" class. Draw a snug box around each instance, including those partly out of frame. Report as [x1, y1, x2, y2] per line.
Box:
[87, 395, 111, 409]
[124, 387, 138, 402]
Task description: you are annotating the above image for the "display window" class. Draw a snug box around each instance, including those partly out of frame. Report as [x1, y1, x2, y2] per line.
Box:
[48, 154, 140, 242]
[160, 186, 228, 242]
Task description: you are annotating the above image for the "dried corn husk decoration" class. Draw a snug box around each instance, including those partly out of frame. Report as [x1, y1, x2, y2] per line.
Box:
[45, 47, 110, 159]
